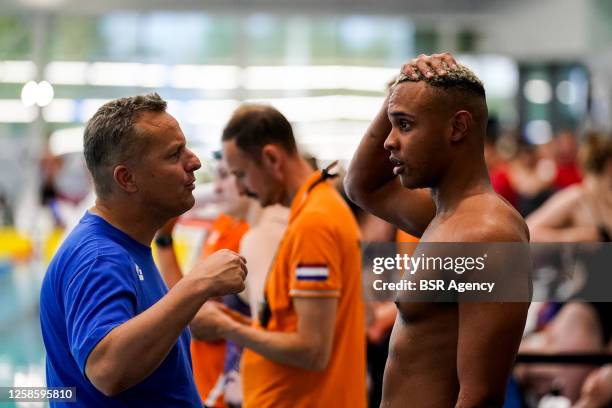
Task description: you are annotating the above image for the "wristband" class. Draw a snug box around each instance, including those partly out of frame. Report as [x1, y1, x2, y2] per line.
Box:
[155, 235, 173, 248]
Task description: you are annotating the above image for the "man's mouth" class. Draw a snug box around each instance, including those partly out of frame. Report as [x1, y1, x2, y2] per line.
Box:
[185, 178, 196, 190]
[389, 157, 405, 176]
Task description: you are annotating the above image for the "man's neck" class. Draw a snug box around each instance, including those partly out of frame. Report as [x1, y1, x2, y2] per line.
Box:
[431, 155, 492, 216]
[281, 157, 315, 207]
[90, 198, 160, 246]
[226, 201, 261, 225]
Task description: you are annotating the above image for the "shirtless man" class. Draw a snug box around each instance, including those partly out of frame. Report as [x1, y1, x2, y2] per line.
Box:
[345, 53, 530, 407]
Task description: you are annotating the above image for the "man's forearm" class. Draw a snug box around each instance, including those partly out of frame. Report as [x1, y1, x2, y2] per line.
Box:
[530, 226, 598, 242]
[222, 322, 326, 371]
[155, 246, 183, 289]
[344, 95, 395, 201]
[455, 391, 506, 408]
[86, 276, 208, 396]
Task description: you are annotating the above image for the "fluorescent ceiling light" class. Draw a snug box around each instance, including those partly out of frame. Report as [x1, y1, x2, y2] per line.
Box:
[524, 79, 552, 104]
[140, 64, 169, 88]
[1, 61, 36, 83]
[80, 99, 112, 122]
[250, 95, 382, 122]
[183, 99, 239, 125]
[244, 66, 395, 92]
[171, 65, 240, 89]
[0, 100, 37, 123]
[43, 99, 76, 122]
[525, 120, 553, 144]
[88, 62, 144, 86]
[49, 127, 85, 156]
[45, 62, 88, 85]
[31, 95, 383, 123]
[36, 81, 54, 107]
[21, 81, 39, 107]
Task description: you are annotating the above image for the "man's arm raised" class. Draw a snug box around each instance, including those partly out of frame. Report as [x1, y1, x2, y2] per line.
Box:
[344, 93, 434, 237]
[344, 53, 457, 237]
[85, 249, 246, 396]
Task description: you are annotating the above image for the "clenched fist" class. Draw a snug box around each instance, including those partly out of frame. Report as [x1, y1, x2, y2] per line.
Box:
[187, 249, 247, 298]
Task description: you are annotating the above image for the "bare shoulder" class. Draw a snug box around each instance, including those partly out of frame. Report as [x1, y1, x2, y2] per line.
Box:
[537, 183, 584, 210]
[446, 193, 529, 243]
[555, 183, 585, 201]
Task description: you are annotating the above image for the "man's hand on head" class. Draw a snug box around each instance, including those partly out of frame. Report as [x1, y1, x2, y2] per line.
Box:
[401, 52, 458, 79]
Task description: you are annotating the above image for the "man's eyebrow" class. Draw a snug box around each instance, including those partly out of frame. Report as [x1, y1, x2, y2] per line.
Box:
[388, 111, 415, 119]
[165, 141, 184, 153]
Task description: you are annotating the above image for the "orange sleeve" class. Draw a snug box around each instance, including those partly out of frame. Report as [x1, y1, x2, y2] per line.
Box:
[288, 212, 342, 298]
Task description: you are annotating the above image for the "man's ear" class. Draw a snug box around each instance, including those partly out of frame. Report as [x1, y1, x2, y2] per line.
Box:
[113, 165, 138, 193]
[261, 144, 284, 179]
[450, 110, 472, 142]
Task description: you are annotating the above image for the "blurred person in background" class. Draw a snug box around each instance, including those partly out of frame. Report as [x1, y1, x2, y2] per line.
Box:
[156, 151, 288, 408]
[574, 365, 612, 408]
[0, 189, 12, 226]
[39, 144, 95, 233]
[156, 152, 251, 408]
[528, 132, 612, 242]
[508, 141, 555, 217]
[221, 174, 289, 408]
[553, 130, 583, 190]
[39, 149, 65, 227]
[204, 104, 366, 408]
[40, 93, 247, 407]
[485, 117, 519, 209]
[515, 132, 612, 404]
[515, 301, 610, 404]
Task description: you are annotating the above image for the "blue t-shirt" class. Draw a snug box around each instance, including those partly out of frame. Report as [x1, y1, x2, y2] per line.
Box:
[40, 211, 201, 407]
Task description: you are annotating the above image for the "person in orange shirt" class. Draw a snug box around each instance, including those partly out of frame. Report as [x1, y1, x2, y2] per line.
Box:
[195, 104, 366, 408]
[156, 154, 251, 408]
[192, 213, 249, 408]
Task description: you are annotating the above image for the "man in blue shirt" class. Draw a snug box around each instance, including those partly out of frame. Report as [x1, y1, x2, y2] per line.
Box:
[40, 93, 247, 407]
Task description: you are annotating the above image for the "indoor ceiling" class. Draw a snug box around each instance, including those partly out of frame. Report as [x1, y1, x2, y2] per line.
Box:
[0, 0, 524, 16]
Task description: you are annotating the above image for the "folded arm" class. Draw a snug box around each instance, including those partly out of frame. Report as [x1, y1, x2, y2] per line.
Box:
[218, 297, 337, 371]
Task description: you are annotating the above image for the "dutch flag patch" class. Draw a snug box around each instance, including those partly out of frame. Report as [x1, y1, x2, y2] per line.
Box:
[296, 264, 329, 281]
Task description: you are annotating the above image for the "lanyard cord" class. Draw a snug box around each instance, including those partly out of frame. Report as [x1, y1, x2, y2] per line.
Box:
[307, 160, 339, 193]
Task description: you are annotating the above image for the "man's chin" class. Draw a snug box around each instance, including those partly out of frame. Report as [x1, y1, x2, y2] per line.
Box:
[399, 175, 426, 190]
[259, 199, 273, 208]
[179, 195, 196, 213]
[399, 175, 415, 189]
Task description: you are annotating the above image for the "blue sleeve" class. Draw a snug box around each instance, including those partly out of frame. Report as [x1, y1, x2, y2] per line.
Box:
[64, 256, 138, 376]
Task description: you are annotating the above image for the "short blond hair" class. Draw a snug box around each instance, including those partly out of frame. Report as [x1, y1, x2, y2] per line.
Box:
[393, 64, 485, 98]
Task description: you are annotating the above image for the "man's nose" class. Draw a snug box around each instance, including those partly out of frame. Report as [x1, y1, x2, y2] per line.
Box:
[213, 180, 223, 195]
[383, 131, 398, 151]
[234, 179, 247, 196]
[185, 148, 202, 171]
